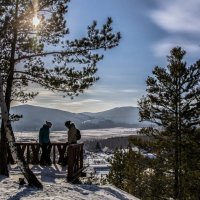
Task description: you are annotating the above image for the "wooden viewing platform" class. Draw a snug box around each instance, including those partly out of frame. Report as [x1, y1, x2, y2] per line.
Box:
[7, 142, 84, 182]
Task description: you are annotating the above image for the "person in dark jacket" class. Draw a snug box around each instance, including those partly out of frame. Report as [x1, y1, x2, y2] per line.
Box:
[39, 121, 52, 165]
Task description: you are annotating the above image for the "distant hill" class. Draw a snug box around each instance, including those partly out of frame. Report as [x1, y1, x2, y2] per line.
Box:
[10, 105, 144, 131]
[84, 106, 139, 124]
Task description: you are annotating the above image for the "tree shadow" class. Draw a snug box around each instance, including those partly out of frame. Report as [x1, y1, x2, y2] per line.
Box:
[77, 184, 134, 200]
[0, 175, 8, 181]
[1, 164, 68, 199]
[7, 185, 40, 200]
[30, 164, 67, 183]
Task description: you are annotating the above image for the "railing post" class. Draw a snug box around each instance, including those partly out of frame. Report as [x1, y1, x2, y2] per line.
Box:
[53, 144, 56, 164]
[67, 143, 84, 182]
[67, 145, 74, 181]
[27, 144, 30, 164]
[31, 144, 40, 164]
[57, 144, 67, 164]
[80, 144, 83, 169]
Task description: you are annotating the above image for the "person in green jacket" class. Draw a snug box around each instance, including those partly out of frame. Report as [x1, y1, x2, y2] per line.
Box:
[39, 121, 52, 165]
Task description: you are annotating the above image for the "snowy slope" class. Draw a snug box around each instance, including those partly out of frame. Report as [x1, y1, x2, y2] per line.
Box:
[0, 129, 140, 199]
[84, 107, 139, 124]
[0, 165, 139, 200]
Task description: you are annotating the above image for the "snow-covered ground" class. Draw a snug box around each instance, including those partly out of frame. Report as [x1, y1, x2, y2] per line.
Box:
[0, 164, 139, 200]
[83, 151, 112, 186]
[0, 128, 140, 199]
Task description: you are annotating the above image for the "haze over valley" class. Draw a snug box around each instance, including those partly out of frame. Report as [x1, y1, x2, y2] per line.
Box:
[11, 105, 144, 132]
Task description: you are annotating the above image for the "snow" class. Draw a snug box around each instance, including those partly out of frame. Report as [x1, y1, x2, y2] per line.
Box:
[145, 153, 156, 159]
[0, 128, 140, 199]
[85, 151, 111, 176]
[14, 127, 139, 143]
[0, 164, 139, 200]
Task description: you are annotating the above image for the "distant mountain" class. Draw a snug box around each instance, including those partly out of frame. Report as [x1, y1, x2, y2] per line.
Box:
[84, 106, 139, 124]
[10, 105, 143, 131]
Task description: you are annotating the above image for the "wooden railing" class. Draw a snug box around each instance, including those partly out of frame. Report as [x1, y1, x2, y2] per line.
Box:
[67, 144, 84, 182]
[7, 142, 84, 182]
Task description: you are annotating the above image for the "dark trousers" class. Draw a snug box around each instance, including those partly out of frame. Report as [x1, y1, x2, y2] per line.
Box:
[40, 143, 51, 165]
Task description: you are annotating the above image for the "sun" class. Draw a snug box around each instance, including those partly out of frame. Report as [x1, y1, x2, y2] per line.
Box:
[32, 15, 40, 27]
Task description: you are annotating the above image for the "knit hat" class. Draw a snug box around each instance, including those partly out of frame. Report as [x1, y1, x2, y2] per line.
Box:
[46, 121, 52, 126]
[65, 120, 71, 127]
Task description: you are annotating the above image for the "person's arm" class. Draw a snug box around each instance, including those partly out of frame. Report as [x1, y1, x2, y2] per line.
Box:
[48, 129, 51, 144]
[39, 129, 43, 144]
[68, 129, 72, 144]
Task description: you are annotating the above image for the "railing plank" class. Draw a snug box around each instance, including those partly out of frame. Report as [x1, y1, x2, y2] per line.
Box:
[53, 144, 56, 164]
[57, 144, 67, 164]
[30, 144, 40, 164]
[27, 144, 30, 164]
[67, 145, 74, 181]
[67, 143, 84, 182]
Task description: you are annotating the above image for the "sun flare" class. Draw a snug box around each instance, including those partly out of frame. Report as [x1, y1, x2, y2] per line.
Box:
[32, 15, 40, 27]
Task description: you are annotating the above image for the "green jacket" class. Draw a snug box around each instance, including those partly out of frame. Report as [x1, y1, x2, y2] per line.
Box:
[39, 124, 50, 144]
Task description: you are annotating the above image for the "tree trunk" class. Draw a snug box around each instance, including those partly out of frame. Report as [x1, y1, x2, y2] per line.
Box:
[0, 73, 43, 188]
[0, 123, 9, 176]
[0, 0, 18, 176]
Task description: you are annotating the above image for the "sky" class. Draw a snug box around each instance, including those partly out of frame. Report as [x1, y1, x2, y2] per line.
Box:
[21, 0, 200, 113]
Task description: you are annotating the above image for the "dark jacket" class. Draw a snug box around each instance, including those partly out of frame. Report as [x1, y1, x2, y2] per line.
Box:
[39, 124, 50, 144]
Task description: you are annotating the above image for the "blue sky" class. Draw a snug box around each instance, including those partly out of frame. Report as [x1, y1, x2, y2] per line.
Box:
[23, 0, 200, 113]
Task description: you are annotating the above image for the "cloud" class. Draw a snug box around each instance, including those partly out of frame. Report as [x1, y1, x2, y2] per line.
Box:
[150, 0, 200, 34]
[152, 37, 200, 57]
[67, 99, 102, 105]
[150, 0, 200, 58]
[85, 88, 111, 94]
[120, 89, 139, 93]
[27, 97, 103, 112]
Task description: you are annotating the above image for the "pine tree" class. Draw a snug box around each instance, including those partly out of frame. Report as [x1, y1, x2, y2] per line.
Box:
[106, 47, 199, 199]
[123, 145, 148, 199]
[183, 128, 200, 199]
[0, 72, 42, 188]
[107, 147, 126, 190]
[0, 0, 120, 175]
[95, 141, 102, 152]
[108, 141, 154, 199]
[137, 47, 200, 199]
